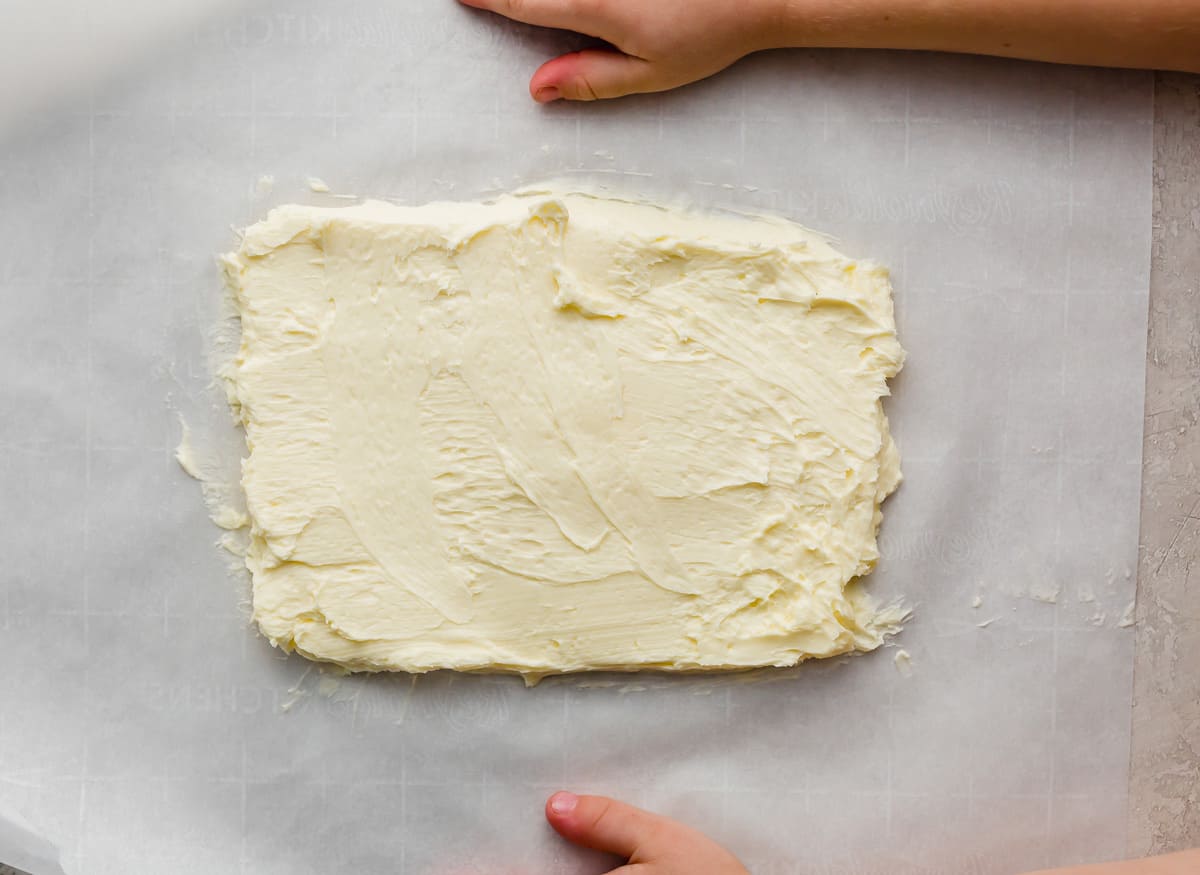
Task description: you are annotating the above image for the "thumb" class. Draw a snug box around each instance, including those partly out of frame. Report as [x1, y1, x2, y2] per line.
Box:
[544, 791, 682, 860]
[530, 50, 657, 102]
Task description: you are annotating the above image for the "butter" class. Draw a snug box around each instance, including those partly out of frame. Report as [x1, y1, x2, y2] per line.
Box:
[223, 189, 906, 679]
[174, 417, 202, 480]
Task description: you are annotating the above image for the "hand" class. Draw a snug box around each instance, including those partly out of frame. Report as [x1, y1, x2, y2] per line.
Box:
[457, 0, 785, 102]
[543, 791, 749, 874]
[460, 0, 1200, 92]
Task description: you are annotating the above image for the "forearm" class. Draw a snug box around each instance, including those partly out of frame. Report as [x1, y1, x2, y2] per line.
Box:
[770, 0, 1200, 73]
[1022, 849, 1200, 875]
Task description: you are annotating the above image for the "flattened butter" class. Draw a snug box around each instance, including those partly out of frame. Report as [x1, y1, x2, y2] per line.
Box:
[222, 189, 905, 679]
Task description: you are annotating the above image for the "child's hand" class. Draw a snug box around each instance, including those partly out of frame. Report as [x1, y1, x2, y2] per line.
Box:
[538, 790, 1200, 875]
[544, 791, 749, 874]
[460, 0, 1200, 96]
[457, 0, 784, 102]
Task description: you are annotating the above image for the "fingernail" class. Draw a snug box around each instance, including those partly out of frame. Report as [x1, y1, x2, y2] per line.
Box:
[549, 791, 578, 814]
[534, 86, 561, 103]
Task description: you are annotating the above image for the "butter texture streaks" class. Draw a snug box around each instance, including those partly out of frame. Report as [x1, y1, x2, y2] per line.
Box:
[223, 189, 906, 678]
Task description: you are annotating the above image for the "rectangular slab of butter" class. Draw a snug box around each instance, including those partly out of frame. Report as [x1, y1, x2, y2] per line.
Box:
[223, 189, 905, 680]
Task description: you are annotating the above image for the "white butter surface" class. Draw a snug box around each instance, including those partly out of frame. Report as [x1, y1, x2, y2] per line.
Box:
[224, 189, 905, 679]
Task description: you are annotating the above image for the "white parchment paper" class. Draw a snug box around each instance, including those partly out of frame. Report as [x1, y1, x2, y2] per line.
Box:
[0, 1, 1152, 873]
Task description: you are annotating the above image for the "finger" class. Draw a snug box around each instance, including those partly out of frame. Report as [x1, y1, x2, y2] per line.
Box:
[545, 791, 683, 859]
[530, 50, 657, 102]
[457, 0, 617, 39]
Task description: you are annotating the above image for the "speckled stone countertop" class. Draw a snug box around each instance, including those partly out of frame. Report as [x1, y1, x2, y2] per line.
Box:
[1129, 71, 1200, 856]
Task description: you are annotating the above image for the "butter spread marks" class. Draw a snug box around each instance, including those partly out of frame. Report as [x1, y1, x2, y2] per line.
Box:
[223, 189, 906, 679]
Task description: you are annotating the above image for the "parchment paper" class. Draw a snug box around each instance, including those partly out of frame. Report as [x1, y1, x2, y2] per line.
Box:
[0, 1, 1152, 873]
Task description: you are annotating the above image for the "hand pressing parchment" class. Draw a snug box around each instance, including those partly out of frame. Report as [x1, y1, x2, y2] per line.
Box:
[532, 791, 1200, 875]
[458, 0, 791, 102]
[542, 791, 749, 875]
[459, 0, 1200, 102]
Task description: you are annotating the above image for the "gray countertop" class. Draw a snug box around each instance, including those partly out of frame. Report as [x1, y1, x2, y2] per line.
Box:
[1130, 71, 1200, 855]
